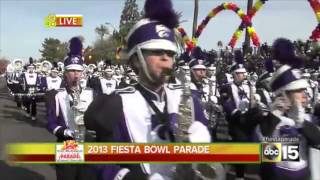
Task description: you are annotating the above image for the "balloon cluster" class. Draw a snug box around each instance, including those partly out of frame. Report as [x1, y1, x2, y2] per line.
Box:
[308, 0, 320, 41]
[229, 0, 268, 47]
[176, 2, 263, 51]
[176, 27, 196, 52]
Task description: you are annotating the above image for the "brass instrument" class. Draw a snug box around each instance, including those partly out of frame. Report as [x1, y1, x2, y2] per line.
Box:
[175, 70, 193, 141]
[312, 81, 319, 108]
[87, 64, 97, 74]
[12, 59, 24, 77]
[71, 88, 86, 142]
[35, 63, 42, 73]
[13, 92, 45, 97]
[173, 69, 225, 180]
[248, 73, 258, 109]
[41, 60, 52, 75]
[57, 62, 64, 71]
[207, 78, 216, 130]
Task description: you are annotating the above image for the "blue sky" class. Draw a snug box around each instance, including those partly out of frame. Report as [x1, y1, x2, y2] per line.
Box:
[0, 0, 317, 61]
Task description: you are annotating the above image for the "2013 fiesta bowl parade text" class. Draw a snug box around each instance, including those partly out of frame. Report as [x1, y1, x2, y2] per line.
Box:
[2, 0, 320, 180]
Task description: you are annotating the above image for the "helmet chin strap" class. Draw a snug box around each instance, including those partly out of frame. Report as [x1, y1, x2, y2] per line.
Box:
[136, 47, 157, 83]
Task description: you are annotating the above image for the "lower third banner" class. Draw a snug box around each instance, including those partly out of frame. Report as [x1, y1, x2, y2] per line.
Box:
[7, 141, 260, 163]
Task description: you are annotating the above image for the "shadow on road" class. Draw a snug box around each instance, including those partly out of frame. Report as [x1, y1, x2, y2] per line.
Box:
[0, 108, 48, 128]
[0, 160, 46, 180]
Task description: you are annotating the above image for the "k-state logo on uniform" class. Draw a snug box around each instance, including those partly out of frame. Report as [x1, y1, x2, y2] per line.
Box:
[262, 143, 300, 162]
[71, 57, 80, 64]
[156, 25, 170, 38]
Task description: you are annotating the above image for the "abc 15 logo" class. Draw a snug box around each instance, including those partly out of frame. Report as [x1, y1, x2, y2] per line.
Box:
[261, 143, 300, 162]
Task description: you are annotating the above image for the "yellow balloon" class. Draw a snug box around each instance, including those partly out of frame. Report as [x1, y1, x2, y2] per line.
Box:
[255, 1, 263, 10]
[235, 31, 242, 38]
[247, 27, 254, 35]
[192, 38, 198, 45]
[317, 12, 320, 22]
[237, 10, 245, 17]
[208, 12, 215, 18]
[223, 3, 228, 9]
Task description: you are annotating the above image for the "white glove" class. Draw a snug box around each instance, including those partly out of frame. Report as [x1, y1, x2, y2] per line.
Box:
[188, 121, 211, 143]
[149, 173, 165, 180]
[287, 100, 305, 127]
[209, 96, 218, 104]
[271, 96, 291, 112]
[64, 129, 75, 138]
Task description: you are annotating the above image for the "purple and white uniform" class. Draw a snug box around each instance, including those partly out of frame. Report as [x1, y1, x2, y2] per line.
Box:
[84, 84, 209, 180]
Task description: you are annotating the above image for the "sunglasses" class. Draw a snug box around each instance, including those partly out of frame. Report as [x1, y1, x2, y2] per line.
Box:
[142, 49, 176, 58]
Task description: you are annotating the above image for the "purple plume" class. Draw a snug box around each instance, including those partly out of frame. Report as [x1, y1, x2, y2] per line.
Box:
[29, 57, 33, 64]
[191, 46, 205, 60]
[144, 0, 179, 28]
[52, 61, 58, 68]
[272, 38, 295, 65]
[234, 50, 244, 64]
[69, 37, 83, 56]
[264, 58, 274, 73]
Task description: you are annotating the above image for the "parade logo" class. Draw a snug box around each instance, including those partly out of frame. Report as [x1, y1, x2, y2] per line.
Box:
[262, 143, 300, 162]
[56, 140, 84, 162]
[44, 14, 83, 28]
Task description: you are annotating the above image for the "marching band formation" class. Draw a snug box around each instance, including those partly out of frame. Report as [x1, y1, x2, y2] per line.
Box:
[4, 0, 320, 180]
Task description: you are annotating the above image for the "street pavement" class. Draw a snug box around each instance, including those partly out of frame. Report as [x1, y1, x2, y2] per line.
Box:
[0, 77, 56, 180]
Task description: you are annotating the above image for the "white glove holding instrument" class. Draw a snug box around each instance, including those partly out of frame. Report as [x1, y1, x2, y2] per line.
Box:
[188, 121, 211, 143]
[64, 129, 75, 138]
[287, 99, 305, 127]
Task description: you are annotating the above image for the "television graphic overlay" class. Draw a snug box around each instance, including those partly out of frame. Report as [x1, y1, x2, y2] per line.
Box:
[262, 143, 300, 162]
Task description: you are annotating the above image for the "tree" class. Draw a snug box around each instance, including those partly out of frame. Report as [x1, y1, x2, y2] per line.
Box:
[95, 24, 109, 41]
[39, 38, 68, 62]
[90, 37, 116, 64]
[0, 57, 10, 74]
[115, 0, 141, 46]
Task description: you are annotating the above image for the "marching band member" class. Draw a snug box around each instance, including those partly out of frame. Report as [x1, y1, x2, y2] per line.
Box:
[20, 59, 42, 121]
[255, 58, 275, 109]
[113, 67, 123, 86]
[118, 70, 138, 88]
[256, 63, 320, 180]
[221, 50, 254, 180]
[206, 64, 219, 99]
[7, 59, 24, 108]
[188, 47, 208, 101]
[43, 62, 63, 91]
[99, 67, 117, 95]
[45, 37, 96, 180]
[84, 0, 210, 179]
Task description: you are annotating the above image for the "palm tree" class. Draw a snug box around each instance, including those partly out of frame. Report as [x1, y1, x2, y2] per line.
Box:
[95, 24, 109, 41]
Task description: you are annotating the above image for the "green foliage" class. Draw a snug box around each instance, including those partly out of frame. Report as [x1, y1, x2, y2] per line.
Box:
[90, 37, 117, 64]
[115, 0, 141, 46]
[95, 24, 110, 41]
[39, 38, 68, 62]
